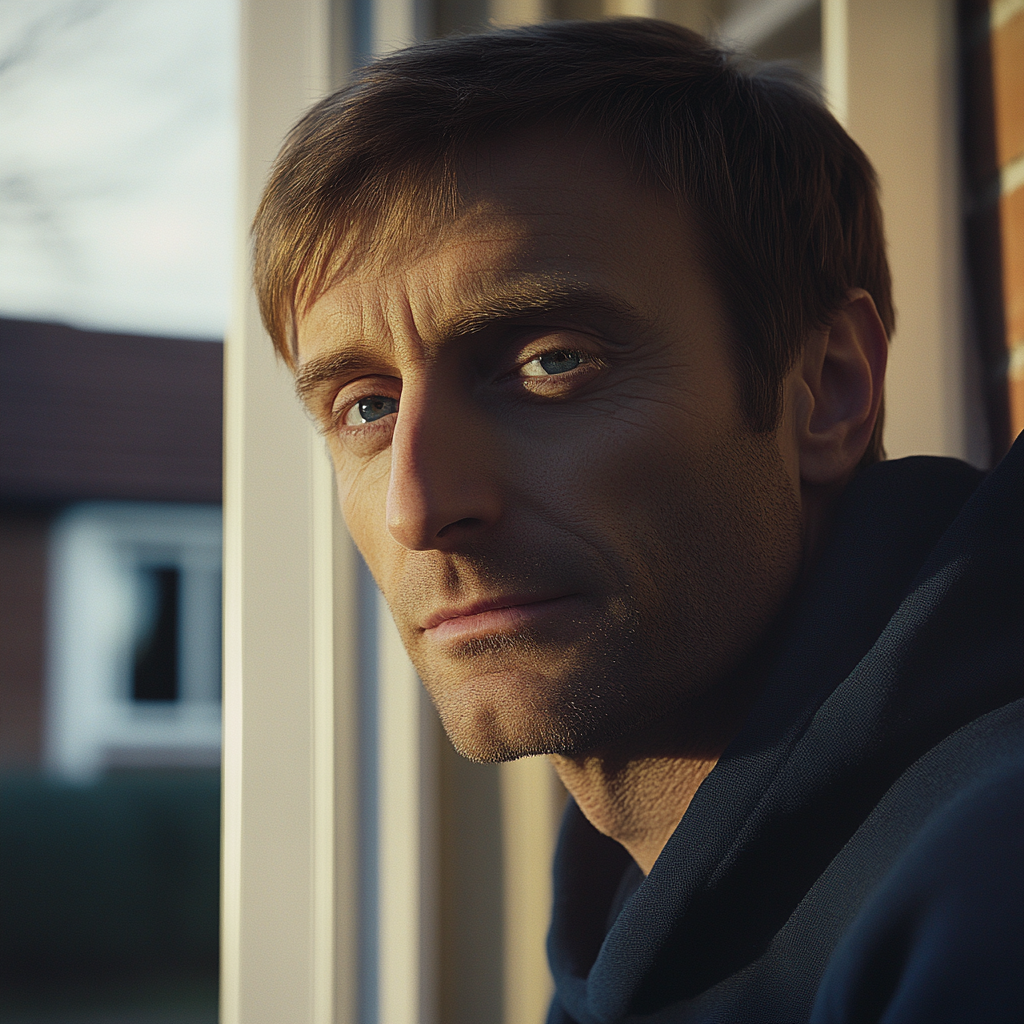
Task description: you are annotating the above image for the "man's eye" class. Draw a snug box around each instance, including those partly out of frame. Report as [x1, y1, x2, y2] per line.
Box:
[521, 350, 583, 377]
[343, 395, 398, 426]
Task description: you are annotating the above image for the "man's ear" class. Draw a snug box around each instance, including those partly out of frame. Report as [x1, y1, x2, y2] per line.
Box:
[794, 289, 889, 487]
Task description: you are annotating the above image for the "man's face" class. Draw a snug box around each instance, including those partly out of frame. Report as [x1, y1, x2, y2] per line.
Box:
[296, 132, 804, 762]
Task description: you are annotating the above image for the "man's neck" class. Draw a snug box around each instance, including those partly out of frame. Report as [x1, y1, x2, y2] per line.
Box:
[549, 503, 833, 876]
[547, 683, 759, 875]
[549, 749, 722, 875]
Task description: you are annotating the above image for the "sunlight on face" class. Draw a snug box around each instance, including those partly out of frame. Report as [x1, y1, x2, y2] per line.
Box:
[296, 130, 803, 762]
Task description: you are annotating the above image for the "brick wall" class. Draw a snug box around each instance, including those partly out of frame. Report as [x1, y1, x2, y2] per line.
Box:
[0, 511, 50, 769]
[962, 0, 1024, 461]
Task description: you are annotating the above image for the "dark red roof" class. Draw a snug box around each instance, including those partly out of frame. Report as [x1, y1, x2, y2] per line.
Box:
[0, 318, 222, 503]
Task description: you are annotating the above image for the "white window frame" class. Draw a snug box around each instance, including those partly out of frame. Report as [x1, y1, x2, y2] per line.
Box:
[221, 3, 355, 1022]
[46, 501, 222, 781]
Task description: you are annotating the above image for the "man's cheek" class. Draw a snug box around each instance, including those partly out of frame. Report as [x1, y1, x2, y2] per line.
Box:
[512, 409, 647, 492]
[335, 456, 390, 542]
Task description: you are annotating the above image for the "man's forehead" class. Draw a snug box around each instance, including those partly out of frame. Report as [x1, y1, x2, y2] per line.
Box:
[318, 126, 664, 287]
[294, 132, 697, 371]
[300, 204, 639, 344]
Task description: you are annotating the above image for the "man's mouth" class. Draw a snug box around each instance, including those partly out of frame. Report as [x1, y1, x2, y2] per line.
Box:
[421, 594, 581, 642]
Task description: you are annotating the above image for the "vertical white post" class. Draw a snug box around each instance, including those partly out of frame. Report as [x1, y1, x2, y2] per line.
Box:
[313, 458, 361, 1024]
[821, 0, 848, 125]
[823, 0, 986, 464]
[376, 595, 439, 1024]
[222, 1, 358, 1023]
[372, 0, 423, 54]
[489, 0, 546, 25]
[501, 757, 564, 1024]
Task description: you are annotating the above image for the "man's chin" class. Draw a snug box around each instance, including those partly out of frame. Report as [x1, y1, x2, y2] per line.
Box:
[440, 716, 609, 765]
[425, 666, 637, 764]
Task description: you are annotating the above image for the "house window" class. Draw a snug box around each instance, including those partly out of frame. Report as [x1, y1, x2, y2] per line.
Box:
[46, 502, 222, 780]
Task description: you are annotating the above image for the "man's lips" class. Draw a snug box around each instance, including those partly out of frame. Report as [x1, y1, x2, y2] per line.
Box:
[421, 594, 581, 641]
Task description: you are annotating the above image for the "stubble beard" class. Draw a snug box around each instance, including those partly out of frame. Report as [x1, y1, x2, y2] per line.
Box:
[391, 429, 804, 765]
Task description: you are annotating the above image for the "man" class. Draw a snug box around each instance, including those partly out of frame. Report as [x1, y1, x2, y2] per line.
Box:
[253, 19, 1023, 1022]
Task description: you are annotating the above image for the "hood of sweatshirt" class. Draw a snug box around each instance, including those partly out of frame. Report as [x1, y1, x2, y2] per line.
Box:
[548, 436, 1024, 1024]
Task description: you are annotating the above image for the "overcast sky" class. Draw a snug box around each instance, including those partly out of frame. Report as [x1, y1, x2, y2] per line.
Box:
[0, 0, 238, 339]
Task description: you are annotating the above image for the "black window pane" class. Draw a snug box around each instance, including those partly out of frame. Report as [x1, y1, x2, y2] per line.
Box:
[132, 567, 179, 702]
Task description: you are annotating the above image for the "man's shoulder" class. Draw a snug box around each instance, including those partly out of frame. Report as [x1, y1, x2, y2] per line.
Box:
[811, 736, 1024, 1024]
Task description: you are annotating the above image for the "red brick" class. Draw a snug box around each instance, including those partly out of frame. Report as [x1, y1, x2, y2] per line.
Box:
[1009, 367, 1024, 441]
[1002, 183, 1024, 347]
[993, 10, 1024, 167]
[0, 513, 49, 767]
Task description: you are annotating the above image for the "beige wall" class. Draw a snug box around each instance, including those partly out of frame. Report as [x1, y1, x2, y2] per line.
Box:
[827, 0, 989, 465]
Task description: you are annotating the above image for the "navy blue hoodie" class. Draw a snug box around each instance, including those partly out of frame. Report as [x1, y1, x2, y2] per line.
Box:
[548, 436, 1024, 1024]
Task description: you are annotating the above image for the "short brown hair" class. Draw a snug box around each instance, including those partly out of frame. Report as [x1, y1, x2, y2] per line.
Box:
[253, 17, 893, 459]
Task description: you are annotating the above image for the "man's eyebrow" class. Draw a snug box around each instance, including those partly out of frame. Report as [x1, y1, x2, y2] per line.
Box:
[433, 280, 652, 339]
[295, 350, 371, 403]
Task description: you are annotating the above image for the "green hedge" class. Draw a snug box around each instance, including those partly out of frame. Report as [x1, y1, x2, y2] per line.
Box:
[0, 770, 219, 985]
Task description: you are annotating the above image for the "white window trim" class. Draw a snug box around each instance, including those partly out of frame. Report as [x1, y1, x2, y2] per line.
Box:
[46, 501, 222, 782]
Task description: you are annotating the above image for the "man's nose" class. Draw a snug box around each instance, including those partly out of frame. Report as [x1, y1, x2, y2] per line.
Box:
[385, 383, 503, 550]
